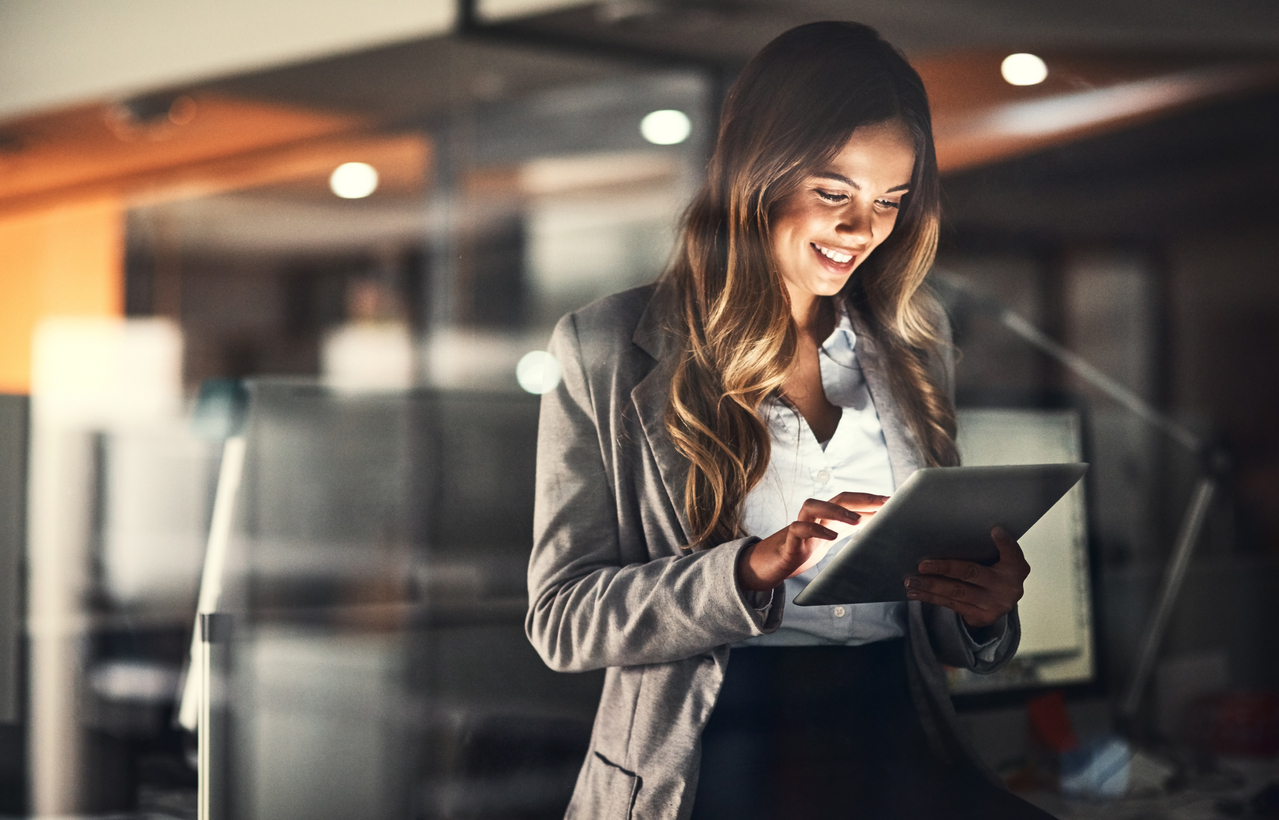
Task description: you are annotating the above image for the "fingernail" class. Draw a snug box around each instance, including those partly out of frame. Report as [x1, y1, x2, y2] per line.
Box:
[906, 590, 920, 599]
[919, 561, 936, 573]
[905, 577, 920, 589]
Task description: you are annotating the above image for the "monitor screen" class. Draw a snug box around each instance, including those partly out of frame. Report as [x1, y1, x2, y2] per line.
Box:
[947, 407, 1096, 697]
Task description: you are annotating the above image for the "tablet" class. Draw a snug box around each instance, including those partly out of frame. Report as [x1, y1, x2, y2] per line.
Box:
[792, 463, 1088, 606]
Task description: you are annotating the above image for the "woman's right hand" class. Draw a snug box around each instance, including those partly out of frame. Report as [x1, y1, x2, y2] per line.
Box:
[736, 493, 888, 592]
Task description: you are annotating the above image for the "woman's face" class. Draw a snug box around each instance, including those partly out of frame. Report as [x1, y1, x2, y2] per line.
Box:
[769, 119, 916, 306]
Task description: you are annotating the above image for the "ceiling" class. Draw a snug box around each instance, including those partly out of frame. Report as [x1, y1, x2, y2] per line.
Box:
[197, 1, 1279, 204]
[6, 0, 1276, 245]
[190, 0, 1279, 127]
[479, 0, 1279, 64]
[940, 82, 1279, 242]
[206, 36, 637, 127]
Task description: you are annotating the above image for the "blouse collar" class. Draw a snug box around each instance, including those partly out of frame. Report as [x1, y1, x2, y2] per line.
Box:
[819, 297, 859, 370]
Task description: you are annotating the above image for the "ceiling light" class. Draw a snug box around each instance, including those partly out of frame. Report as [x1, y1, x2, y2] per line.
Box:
[640, 109, 691, 145]
[330, 162, 379, 199]
[1001, 53, 1048, 86]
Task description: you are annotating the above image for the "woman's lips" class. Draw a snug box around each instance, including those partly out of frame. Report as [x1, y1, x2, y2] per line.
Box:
[810, 242, 858, 273]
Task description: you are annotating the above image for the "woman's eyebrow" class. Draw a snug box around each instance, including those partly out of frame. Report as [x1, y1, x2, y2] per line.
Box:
[815, 171, 857, 188]
[814, 171, 910, 193]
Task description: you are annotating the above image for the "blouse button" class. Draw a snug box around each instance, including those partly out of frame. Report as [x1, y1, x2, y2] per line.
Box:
[833, 606, 847, 618]
[816, 469, 831, 484]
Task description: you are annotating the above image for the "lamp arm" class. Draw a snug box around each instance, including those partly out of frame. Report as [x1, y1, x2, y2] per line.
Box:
[932, 272, 1204, 455]
[1117, 475, 1217, 721]
[997, 310, 1203, 455]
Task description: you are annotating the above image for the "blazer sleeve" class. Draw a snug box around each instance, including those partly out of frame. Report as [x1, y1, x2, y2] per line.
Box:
[526, 313, 782, 673]
[925, 605, 1020, 673]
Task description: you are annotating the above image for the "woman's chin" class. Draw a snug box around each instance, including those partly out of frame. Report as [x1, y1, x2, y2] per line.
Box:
[810, 273, 855, 297]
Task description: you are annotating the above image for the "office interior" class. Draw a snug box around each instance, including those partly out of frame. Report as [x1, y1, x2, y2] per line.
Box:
[0, 0, 1277, 817]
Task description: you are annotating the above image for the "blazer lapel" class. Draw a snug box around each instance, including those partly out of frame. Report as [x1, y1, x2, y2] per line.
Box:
[849, 307, 923, 488]
[631, 285, 695, 546]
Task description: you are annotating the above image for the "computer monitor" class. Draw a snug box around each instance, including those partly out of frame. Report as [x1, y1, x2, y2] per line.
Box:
[947, 406, 1097, 699]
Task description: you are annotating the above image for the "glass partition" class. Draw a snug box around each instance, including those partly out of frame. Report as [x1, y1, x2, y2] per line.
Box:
[114, 37, 714, 815]
[213, 380, 602, 820]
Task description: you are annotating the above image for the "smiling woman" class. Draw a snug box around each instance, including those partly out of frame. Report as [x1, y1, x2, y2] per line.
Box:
[526, 21, 1050, 820]
[663, 24, 955, 552]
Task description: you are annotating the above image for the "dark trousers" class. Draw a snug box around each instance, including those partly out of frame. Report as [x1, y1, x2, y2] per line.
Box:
[691, 641, 1055, 820]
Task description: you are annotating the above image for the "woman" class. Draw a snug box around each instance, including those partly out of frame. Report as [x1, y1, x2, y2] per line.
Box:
[527, 22, 1050, 820]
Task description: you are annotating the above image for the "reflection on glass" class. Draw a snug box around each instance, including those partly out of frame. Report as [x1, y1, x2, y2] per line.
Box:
[216, 382, 603, 820]
[108, 35, 712, 816]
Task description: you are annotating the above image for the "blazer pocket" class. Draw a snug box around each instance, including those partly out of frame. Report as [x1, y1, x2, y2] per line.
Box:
[577, 751, 642, 820]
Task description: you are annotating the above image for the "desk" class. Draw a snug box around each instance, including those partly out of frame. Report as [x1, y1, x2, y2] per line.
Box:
[1024, 757, 1279, 819]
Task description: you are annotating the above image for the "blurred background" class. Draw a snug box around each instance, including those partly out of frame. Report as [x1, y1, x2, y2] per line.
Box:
[0, 0, 1277, 817]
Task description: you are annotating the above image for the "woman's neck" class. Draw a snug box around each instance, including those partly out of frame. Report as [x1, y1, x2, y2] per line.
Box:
[790, 293, 835, 344]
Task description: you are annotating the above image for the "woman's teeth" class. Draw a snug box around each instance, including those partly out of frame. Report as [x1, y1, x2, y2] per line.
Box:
[815, 244, 853, 264]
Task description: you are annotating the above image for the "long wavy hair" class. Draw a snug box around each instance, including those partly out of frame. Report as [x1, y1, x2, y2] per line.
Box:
[663, 21, 959, 548]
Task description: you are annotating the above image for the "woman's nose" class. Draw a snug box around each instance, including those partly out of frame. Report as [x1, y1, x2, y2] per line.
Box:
[835, 203, 873, 245]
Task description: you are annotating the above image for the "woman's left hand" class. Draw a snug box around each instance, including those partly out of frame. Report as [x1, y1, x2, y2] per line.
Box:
[904, 526, 1030, 629]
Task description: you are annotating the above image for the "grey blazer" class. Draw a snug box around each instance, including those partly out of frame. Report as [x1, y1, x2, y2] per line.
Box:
[526, 283, 1019, 820]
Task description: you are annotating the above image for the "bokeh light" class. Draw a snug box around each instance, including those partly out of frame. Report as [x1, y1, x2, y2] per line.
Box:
[516, 351, 562, 394]
[329, 162, 379, 199]
[1001, 53, 1048, 86]
[640, 109, 691, 145]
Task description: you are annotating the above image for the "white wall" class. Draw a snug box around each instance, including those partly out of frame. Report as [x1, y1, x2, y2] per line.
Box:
[0, 0, 603, 122]
[0, 0, 455, 120]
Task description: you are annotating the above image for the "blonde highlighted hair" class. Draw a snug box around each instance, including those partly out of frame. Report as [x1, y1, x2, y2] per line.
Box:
[663, 22, 958, 548]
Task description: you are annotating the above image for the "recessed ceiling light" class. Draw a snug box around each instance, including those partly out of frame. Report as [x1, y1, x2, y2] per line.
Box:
[640, 109, 692, 145]
[329, 162, 379, 199]
[1001, 53, 1048, 86]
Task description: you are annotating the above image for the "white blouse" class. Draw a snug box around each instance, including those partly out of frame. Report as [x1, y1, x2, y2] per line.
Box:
[736, 301, 908, 646]
[733, 302, 1005, 659]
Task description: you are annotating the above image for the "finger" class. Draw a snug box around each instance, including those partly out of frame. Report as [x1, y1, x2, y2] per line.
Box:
[795, 536, 838, 575]
[905, 574, 1004, 607]
[909, 571, 1025, 611]
[783, 523, 842, 578]
[904, 589, 999, 627]
[992, 527, 1028, 568]
[796, 499, 861, 526]
[789, 521, 839, 543]
[827, 492, 889, 512]
[916, 559, 991, 586]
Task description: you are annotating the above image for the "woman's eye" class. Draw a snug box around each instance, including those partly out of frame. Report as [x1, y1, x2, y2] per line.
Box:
[815, 189, 847, 203]
[876, 199, 902, 211]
